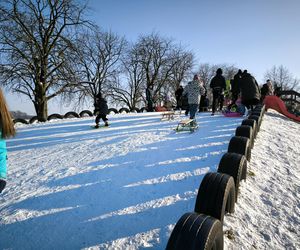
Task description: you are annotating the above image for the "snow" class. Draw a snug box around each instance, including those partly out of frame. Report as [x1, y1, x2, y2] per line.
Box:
[0, 110, 299, 249]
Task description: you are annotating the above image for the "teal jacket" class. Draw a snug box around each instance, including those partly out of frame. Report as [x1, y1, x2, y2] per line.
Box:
[0, 132, 7, 179]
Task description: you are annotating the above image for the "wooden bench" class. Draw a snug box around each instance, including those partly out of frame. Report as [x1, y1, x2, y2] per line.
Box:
[161, 111, 176, 120]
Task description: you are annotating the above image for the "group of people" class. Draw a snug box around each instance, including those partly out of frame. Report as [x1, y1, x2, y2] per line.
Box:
[171, 67, 274, 118]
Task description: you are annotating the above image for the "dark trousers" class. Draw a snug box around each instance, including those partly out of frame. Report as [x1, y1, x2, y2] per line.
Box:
[95, 114, 108, 124]
[176, 97, 182, 109]
[147, 100, 154, 112]
[212, 91, 224, 113]
[242, 99, 260, 111]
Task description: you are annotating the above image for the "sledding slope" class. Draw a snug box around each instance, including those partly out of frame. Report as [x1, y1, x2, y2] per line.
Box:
[263, 95, 300, 122]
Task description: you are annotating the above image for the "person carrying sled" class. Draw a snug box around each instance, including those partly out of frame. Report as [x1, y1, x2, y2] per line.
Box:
[210, 68, 226, 115]
[183, 74, 205, 120]
[94, 93, 109, 128]
[0, 88, 16, 193]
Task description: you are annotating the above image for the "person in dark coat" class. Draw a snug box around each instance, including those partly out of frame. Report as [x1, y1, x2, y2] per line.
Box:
[231, 69, 242, 105]
[146, 84, 154, 112]
[199, 85, 208, 112]
[175, 85, 184, 110]
[210, 68, 226, 115]
[239, 70, 261, 110]
[94, 93, 109, 128]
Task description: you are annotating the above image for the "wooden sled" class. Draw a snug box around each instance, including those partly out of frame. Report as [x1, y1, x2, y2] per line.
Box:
[175, 119, 198, 132]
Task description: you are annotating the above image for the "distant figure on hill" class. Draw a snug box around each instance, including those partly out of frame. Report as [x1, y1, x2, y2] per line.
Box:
[0, 88, 16, 193]
[94, 93, 109, 128]
[210, 68, 226, 115]
[183, 74, 205, 120]
[239, 70, 261, 110]
[175, 85, 184, 110]
[260, 79, 274, 102]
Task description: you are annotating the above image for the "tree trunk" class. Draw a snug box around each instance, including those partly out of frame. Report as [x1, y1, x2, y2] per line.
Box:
[34, 89, 48, 122]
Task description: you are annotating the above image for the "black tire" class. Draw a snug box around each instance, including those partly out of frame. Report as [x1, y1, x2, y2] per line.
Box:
[64, 111, 80, 119]
[131, 107, 140, 113]
[140, 107, 147, 113]
[0, 179, 6, 193]
[79, 110, 93, 117]
[47, 113, 63, 121]
[166, 212, 223, 250]
[108, 108, 118, 114]
[241, 119, 257, 139]
[119, 107, 130, 113]
[194, 172, 235, 222]
[228, 136, 251, 161]
[13, 118, 29, 125]
[235, 125, 254, 148]
[217, 152, 247, 200]
[29, 116, 38, 124]
[254, 104, 265, 115]
[248, 115, 261, 131]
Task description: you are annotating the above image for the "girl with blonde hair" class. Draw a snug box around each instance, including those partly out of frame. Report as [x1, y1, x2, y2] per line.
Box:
[0, 88, 16, 193]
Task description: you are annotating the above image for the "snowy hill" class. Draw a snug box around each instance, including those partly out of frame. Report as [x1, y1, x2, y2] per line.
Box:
[0, 110, 299, 249]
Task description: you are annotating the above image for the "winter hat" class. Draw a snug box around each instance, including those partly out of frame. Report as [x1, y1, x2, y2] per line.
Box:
[216, 68, 222, 74]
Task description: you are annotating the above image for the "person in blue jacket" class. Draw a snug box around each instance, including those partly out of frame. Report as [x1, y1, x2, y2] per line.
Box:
[0, 88, 16, 193]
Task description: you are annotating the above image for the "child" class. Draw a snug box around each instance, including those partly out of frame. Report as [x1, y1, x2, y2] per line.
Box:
[0, 88, 16, 193]
[94, 93, 109, 128]
[223, 97, 247, 116]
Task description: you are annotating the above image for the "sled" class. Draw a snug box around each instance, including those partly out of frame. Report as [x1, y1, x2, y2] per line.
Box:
[222, 112, 243, 117]
[175, 119, 198, 132]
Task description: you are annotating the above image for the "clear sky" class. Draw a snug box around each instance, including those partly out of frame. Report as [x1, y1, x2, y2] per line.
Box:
[5, 0, 300, 115]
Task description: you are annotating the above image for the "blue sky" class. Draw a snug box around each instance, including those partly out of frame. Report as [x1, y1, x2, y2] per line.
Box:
[6, 0, 300, 114]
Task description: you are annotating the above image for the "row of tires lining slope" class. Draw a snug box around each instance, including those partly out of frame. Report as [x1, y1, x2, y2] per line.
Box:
[166, 105, 265, 250]
[12, 107, 148, 125]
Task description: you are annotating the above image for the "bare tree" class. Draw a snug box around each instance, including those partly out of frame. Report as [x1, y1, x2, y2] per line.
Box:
[168, 46, 194, 96]
[0, 0, 89, 121]
[197, 63, 237, 87]
[264, 65, 300, 91]
[135, 33, 179, 105]
[108, 44, 145, 110]
[71, 28, 127, 109]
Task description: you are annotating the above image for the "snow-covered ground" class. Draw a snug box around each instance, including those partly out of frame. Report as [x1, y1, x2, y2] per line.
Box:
[0, 110, 299, 249]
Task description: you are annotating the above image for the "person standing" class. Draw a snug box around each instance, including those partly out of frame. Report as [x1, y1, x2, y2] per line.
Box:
[266, 79, 274, 95]
[0, 88, 16, 193]
[260, 79, 274, 102]
[210, 68, 226, 115]
[94, 93, 109, 128]
[175, 85, 184, 110]
[183, 75, 205, 120]
[239, 70, 261, 110]
[146, 84, 154, 112]
[231, 69, 242, 105]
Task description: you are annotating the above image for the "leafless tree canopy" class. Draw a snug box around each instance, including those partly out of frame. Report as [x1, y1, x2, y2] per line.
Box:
[69, 28, 127, 109]
[107, 44, 145, 110]
[264, 65, 300, 91]
[0, 0, 89, 121]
